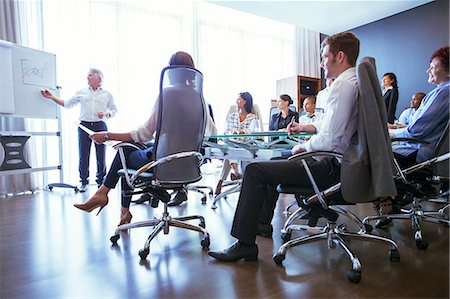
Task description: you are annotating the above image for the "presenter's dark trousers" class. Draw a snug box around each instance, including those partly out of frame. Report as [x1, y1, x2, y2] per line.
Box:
[78, 121, 108, 186]
[231, 157, 341, 244]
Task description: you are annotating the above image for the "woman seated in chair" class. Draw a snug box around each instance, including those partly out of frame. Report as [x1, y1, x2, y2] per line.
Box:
[269, 94, 299, 132]
[215, 92, 260, 195]
[73, 51, 217, 225]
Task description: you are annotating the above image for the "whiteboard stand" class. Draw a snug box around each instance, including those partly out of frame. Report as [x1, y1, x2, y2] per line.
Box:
[47, 88, 80, 193]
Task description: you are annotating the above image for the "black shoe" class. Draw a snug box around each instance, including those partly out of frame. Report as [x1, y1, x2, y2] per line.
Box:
[375, 218, 393, 228]
[208, 241, 258, 262]
[168, 191, 188, 206]
[78, 184, 88, 193]
[257, 223, 273, 238]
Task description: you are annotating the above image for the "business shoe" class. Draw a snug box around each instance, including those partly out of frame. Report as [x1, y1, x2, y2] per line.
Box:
[74, 195, 108, 216]
[78, 184, 88, 193]
[168, 191, 187, 206]
[257, 223, 273, 238]
[118, 211, 133, 226]
[208, 241, 258, 262]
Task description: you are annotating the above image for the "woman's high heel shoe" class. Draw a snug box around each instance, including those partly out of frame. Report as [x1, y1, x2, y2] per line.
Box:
[118, 211, 133, 226]
[74, 196, 108, 216]
[215, 180, 223, 195]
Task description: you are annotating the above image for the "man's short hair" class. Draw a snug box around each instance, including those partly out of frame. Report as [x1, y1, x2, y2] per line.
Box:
[304, 96, 316, 105]
[89, 68, 104, 85]
[321, 32, 360, 66]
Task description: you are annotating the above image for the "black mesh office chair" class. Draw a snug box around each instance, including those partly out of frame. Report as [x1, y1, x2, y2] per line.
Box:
[363, 123, 450, 250]
[272, 57, 400, 283]
[109, 66, 210, 259]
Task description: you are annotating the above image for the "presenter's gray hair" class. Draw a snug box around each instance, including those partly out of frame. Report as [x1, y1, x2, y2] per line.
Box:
[89, 68, 104, 85]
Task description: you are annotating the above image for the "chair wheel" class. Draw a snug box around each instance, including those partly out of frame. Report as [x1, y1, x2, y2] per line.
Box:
[416, 239, 429, 250]
[364, 223, 373, 233]
[201, 237, 210, 249]
[209, 191, 213, 196]
[346, 269, 361, 283]
[273, 253, 285, 265]
[389, 249, 400, 262]
[199, 221, 206, 228]
[48, 186, 53, 191]
[139, 248, 149, 259]
[74, 187, 79, 192]
[110, 234, 120, 244]
[281, 232, 291, 243]
[201, 196, 207, 204]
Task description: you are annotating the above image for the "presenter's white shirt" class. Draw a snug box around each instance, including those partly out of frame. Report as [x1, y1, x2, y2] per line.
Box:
[304, 67, 358, 154]
[65, 87, 117, 122]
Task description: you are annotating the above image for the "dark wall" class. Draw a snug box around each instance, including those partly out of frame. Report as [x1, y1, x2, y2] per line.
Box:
[351, 0, 449, 116]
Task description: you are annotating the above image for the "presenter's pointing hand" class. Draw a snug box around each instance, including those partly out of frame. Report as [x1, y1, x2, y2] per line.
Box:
[41, 89, 53, 99]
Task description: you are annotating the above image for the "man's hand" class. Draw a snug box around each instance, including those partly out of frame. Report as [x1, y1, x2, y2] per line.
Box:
[291, 144, 305, 155]
[287, 122, 303, 134]
[97, 111, 105, 119]
[40, 89, 53, 99]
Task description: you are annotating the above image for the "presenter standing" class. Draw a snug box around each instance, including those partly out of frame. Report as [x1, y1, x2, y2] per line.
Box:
[41, 68, 117, 192]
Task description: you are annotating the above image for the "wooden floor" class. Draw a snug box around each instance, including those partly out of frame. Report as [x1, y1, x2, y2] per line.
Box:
[1, 165, 449, 299]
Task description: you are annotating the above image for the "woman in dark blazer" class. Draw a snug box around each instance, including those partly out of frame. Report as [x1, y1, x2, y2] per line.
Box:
[381, 72, 399, 124]
[269, 94, 299, 131]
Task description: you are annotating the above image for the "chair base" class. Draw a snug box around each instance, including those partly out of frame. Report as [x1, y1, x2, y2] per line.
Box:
[211, 180, 241, 209]
[185, 185, 213, 204]
[363, 196, 449, 250]
[273, 221, 400, 283]
[110, 202, 210, 259]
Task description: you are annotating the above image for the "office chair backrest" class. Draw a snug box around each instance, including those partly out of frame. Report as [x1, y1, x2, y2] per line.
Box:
[269, 105, 297, 119]
[341, 57, 397, 203]
[434, 122, 449, 178]
[152, 66, 206, 185]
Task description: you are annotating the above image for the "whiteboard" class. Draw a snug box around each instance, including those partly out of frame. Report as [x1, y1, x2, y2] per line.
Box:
[0, 41, 58, 119]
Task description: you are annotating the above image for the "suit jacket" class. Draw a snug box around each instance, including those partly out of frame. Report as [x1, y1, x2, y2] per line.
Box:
[341, 57, 397, 203]
[383, 87, 399, 124]
[269, 110, 299, 131]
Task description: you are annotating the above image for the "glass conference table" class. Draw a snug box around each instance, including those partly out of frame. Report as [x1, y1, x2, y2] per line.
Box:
[202, 131, 312, 208]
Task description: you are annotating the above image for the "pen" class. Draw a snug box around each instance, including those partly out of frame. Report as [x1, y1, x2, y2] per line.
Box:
[288, 117, 295, 135]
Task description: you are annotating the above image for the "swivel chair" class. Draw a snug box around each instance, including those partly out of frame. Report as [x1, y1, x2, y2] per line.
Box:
[363, 123, 450, 250]
[109, 66, 210, 259]
[272, 57, 400, 283]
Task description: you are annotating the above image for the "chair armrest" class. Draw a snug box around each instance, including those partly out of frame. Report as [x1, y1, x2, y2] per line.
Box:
[391, 137, 430, 145]
[286, 150, 342, 209]
[113, 141, 150, 151]
[288, 151, 343, 163]
[131, 151, 203, 182]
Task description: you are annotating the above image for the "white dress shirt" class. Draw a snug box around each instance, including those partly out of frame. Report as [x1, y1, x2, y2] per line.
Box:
[315, 88, 330, 111]
[304, 67, 358, 154]
[65, 87, 117, 122]
[298, 111, 324, 125]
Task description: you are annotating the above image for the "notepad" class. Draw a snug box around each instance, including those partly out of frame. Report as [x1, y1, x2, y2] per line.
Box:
[74, 121, 114, 146]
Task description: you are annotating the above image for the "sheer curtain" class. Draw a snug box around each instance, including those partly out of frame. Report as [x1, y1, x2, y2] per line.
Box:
[19, 0, 320, 185]
[0, 0, 39, 196]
